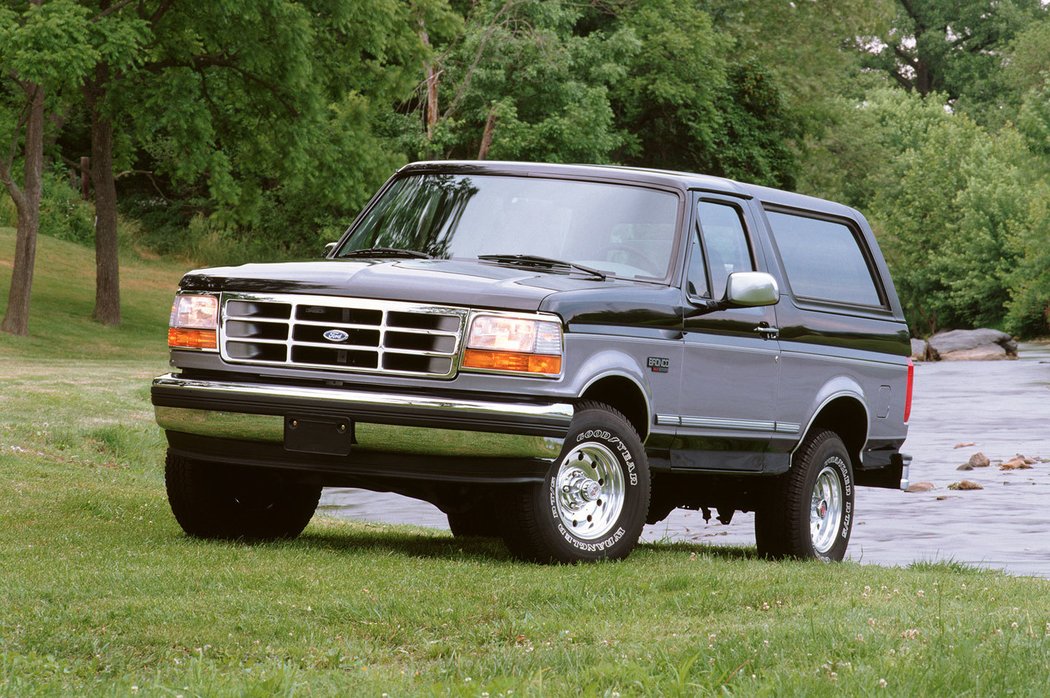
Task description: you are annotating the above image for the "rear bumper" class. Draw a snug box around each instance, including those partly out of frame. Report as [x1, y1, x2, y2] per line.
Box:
[151, 373, 573, 482]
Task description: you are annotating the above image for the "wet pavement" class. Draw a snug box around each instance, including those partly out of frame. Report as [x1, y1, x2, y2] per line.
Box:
[318, 343, 1050, 577]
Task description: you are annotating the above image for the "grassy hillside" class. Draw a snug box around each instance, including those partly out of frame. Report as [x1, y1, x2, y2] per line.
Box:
[1, 231, 1049, 695]
[0, 227, 188, 360]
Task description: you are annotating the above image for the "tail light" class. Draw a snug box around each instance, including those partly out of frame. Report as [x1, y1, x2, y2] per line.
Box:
[904, 358, 914, 423]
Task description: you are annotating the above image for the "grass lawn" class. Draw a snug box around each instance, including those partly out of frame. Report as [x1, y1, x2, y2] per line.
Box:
[1, 229, 1049, 696]
[0, 228, 186, 360]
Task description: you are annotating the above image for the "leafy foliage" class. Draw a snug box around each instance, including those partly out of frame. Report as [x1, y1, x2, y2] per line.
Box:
[860, 0, 1044, 110]
[38, 168, 93, 245]
[0, 0, 96, 89]
[0, 0, 1047, 335]
[409, 0, 633, 163]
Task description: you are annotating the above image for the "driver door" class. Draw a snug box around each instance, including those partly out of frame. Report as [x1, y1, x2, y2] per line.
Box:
[673, 196, 781, 472]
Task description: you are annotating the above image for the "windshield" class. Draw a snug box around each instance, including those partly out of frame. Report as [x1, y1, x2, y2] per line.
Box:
[336, 173, 681, 280]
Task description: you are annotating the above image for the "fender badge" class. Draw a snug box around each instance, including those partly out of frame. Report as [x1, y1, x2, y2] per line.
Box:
[647, 357, 670, 373]
[323, 329, 350, 343]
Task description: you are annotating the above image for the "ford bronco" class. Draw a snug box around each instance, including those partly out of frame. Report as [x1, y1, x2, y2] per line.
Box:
[152, 161, 913, 563]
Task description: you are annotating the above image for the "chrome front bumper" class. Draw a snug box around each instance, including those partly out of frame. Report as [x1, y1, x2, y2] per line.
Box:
[151, 374, 573, 460]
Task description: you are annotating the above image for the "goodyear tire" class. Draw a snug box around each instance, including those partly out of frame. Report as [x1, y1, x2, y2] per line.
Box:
[755, 430, 854, 561]
[503, 402, 650, 563]
[165, 451, 321, 541]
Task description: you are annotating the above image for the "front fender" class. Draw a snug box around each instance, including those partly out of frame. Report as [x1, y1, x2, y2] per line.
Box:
[561, 333, 683, 438]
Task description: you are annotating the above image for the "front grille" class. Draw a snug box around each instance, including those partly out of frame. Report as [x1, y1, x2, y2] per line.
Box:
[219, 293, 467, 379]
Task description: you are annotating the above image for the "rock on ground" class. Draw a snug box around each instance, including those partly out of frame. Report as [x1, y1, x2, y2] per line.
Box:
[1000, 455, 1036, 470]
[910, 338, 930, 361]
[968, 452, 990, 468]
[948, 480, 984, 491]
[927, 328, 1018, 361]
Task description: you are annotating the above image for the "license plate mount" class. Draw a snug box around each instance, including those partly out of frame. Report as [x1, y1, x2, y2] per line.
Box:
[284, 415, 352, 456]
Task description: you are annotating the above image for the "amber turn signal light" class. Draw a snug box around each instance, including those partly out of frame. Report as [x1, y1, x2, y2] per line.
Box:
[462, 349, 561, 375]
[168, 327, 217, 350]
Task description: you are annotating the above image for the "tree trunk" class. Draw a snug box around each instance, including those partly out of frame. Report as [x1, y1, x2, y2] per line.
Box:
[88, 68, 121, 326]
[1, 83, 45, 337]
[914, 58, 933, 96]
[80, 156, 91, 199]
[477, 109, 498, 160]
[420, 26, 440, 139]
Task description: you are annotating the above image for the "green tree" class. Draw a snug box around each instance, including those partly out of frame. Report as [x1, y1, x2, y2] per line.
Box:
[1004, 183, 1050, 337]
[281, 0, 456, 246]
[0, 0, 95, 335]
[80, 0, 149, 326]
[408, 0, 632, 164]
[72, 0, 436, 321]
[78, 0, 320, 325]
[1005, 17, 1050, 154]
[701, 0, 894, 118]
[410, 0, 800, 187]
[610, 0, 728, 172]
[798, 88, 950, 210]
[861, 0, 1046, 116]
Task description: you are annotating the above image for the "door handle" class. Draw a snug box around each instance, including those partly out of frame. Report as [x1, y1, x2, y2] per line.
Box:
[754, 324, 779, 340]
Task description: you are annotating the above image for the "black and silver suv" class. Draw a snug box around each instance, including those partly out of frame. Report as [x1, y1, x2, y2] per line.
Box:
[152, 161, 913, 563]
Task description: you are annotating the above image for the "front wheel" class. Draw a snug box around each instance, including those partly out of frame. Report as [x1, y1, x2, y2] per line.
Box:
[754, 430, 854, 562]
[165, 451, 321, 541]
[503, 402, 650, 563]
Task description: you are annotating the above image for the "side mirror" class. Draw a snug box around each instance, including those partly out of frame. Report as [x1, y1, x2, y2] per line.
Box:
[323, 241, 338, 258]
[725, 271, 779, 307]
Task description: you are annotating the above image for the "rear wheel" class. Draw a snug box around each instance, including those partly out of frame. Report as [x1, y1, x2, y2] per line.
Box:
[503, 402, 650, 564]
[165, 451, 321, 541]
[754, 431, 854, 561]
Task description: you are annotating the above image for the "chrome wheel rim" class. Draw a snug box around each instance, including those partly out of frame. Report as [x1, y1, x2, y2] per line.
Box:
[810, 464, 844, 554]
[555, 442, 625, 540]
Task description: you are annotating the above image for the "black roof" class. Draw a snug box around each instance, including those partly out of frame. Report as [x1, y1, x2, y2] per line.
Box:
[398, 160, 861, 220]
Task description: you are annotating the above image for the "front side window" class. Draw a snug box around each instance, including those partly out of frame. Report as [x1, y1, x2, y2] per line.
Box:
[691, 201, 755, 299]
[337, 174, 681, 280]
[765, 210, 882, 307]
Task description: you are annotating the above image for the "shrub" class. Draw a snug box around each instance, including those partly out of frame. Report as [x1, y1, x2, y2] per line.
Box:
[0, 192, 16, 227]
[39, 168, 95, 245]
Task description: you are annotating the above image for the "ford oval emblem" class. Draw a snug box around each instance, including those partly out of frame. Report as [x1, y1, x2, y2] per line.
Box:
[322, 329, 349, 343]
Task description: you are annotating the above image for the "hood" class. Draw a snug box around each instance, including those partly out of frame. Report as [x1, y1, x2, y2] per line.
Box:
[176, 258, 660, 313]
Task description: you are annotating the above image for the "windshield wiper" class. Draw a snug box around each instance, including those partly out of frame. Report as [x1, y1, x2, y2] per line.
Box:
[478, 254, 607, 280]
[339, 247, 432, 259]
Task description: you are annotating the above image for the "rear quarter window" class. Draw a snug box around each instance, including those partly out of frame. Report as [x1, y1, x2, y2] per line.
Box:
[765, 209, 883, 308]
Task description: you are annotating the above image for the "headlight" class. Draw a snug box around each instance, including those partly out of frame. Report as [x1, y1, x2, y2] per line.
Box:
[461, 313, 562, 376]
[168, 294, 218, 350]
